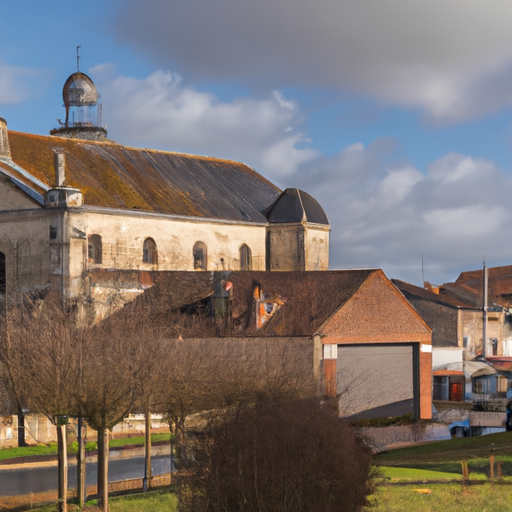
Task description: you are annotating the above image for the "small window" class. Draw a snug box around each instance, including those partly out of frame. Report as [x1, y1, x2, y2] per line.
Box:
[88, 234, 102, 264]
[240, 244, 252, 271]
[193, 241, 207, 271]
[49, 226, 57, 239]
[143, 238, 158, 264]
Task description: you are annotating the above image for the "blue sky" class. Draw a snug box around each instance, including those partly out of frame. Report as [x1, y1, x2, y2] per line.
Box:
[2, 0, 512, 285]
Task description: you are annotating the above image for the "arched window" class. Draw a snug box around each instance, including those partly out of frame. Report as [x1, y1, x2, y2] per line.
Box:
[88, 234, 102, 264]
[0, 252, 5, 295]
[143, 238, 158, 264]
[193, 241, 207, 271]
[240, 244, 252, 271]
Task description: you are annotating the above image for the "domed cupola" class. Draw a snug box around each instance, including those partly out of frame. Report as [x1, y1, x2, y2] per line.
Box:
[264, 188, 330, 271]
[50, 48, 107, 141]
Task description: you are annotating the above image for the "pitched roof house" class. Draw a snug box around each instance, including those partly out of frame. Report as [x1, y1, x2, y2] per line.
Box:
[393, 278, 511, 403]
[102, 269, 433, 420]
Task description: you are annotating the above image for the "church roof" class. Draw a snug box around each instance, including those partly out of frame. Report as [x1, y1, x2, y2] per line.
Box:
[265, 188, 329, 225]
[2, 131, 282, 223]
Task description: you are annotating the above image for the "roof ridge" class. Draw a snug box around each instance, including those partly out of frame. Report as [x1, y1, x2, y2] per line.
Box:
[295, 189, 307, 223]
[8, 130, 253, 168]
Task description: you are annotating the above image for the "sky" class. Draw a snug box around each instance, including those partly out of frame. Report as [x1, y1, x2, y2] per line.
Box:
[2, 0, 512, 285]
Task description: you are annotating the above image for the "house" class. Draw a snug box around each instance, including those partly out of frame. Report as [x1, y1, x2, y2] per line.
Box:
[102, 268, 433, 420]
[0, 70, 330, 313]
[393, 278, 504, 360]
[394, 278, 512, 406]
[437, 265, 512, 356]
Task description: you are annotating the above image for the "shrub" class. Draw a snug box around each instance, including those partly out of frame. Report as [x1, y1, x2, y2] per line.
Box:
[179, 398, 375, 512]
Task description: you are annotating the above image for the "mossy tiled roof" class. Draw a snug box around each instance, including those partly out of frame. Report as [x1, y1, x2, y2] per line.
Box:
[7, 131, 281, 222]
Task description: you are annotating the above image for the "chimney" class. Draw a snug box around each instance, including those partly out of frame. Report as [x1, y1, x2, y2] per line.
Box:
[0, 117, 11, 159]
[54, 152, 65, 187]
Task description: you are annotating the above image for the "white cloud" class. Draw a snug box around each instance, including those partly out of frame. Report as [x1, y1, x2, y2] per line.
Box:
[115, 0, 512, 122]
[95, 68, 316, 180]
[0, 62, 44, 105]
[288, 146, 512, 284]
[91, 65, 512, 285]
[423, 206, 506, 238]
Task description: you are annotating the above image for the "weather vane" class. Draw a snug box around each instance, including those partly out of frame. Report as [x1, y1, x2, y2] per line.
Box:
[76, 46, 81, 74]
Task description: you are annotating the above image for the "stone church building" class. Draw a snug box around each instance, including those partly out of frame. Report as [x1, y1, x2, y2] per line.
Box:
[0, 71, 329, 304]
[0, 70, 435, 427]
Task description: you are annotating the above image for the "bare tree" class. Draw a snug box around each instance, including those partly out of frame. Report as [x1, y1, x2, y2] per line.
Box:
[152, 333, 317, 476]
[80, 313, 145, 511]
[0, 294, 85, 512]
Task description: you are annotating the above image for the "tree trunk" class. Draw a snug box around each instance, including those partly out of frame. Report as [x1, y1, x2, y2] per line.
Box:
[97, 427, 109, 511]
[57, 424, 68, 512]
[144, 404, 152, 491]
[77, 417, 86, 508]
[169, 420, 174, 483]
[17, 407, 26, 447]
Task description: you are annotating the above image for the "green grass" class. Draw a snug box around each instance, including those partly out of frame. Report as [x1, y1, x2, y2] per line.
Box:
[109, 432, 172, 449]
[27, 483, 512, 512]
[0, 433, 172, 462]
[375, 431, 512, 466]
[366, 483, 512, 512]
[379, 466, 469, 481]
[0, 443, 58, 461]
[32, 488, 178, 512]
[374, 431, 512, 479]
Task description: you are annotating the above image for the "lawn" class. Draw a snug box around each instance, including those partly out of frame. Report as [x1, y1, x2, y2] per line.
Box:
[32, 488, 178, 512]
[0, 432, 172, 462]
[375, 431, 512, 478]
[379, 466, 468, 481]
[27, 483, 512, 512]
[366, 483, 512, 512]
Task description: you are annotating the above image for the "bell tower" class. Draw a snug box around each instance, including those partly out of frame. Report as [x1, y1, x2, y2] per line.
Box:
[50, 47, 107, 141]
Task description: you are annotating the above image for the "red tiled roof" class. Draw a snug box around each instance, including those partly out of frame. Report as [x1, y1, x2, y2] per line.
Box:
[443, 264, 512, 308]
[392, 279, 479, 309]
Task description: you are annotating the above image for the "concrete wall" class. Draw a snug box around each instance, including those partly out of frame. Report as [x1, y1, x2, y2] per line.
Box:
[0, 178, 39, 211]
[460, 309, 504, 358]
[69, 209, 267, 274]
[0, 209, 59, 295]
[0, 205, 270, 300]
[266, 224, 304, 271]
[432, 347, 464, 369]
[266, 223, 329, 271]
[304, 224, 329, 271]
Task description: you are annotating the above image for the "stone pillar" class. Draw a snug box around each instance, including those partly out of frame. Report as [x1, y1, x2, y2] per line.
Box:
[0, 117, 11, 159]
[54, 152, 65, 187]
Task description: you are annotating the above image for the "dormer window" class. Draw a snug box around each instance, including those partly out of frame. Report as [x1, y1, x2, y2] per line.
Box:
[240, 244, 252, 271]
[143, 238, 157, 264]
[88, 234, 102, 264]
[193, 242, 207, 271]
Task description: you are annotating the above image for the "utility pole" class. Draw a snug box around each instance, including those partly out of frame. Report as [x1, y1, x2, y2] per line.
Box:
[483, 260, 488, 360]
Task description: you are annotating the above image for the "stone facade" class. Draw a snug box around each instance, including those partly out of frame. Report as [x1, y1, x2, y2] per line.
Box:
[0, 123, 330, 309]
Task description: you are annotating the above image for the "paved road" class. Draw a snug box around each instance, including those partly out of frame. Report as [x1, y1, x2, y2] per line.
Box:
[0, 455, 174, 497]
